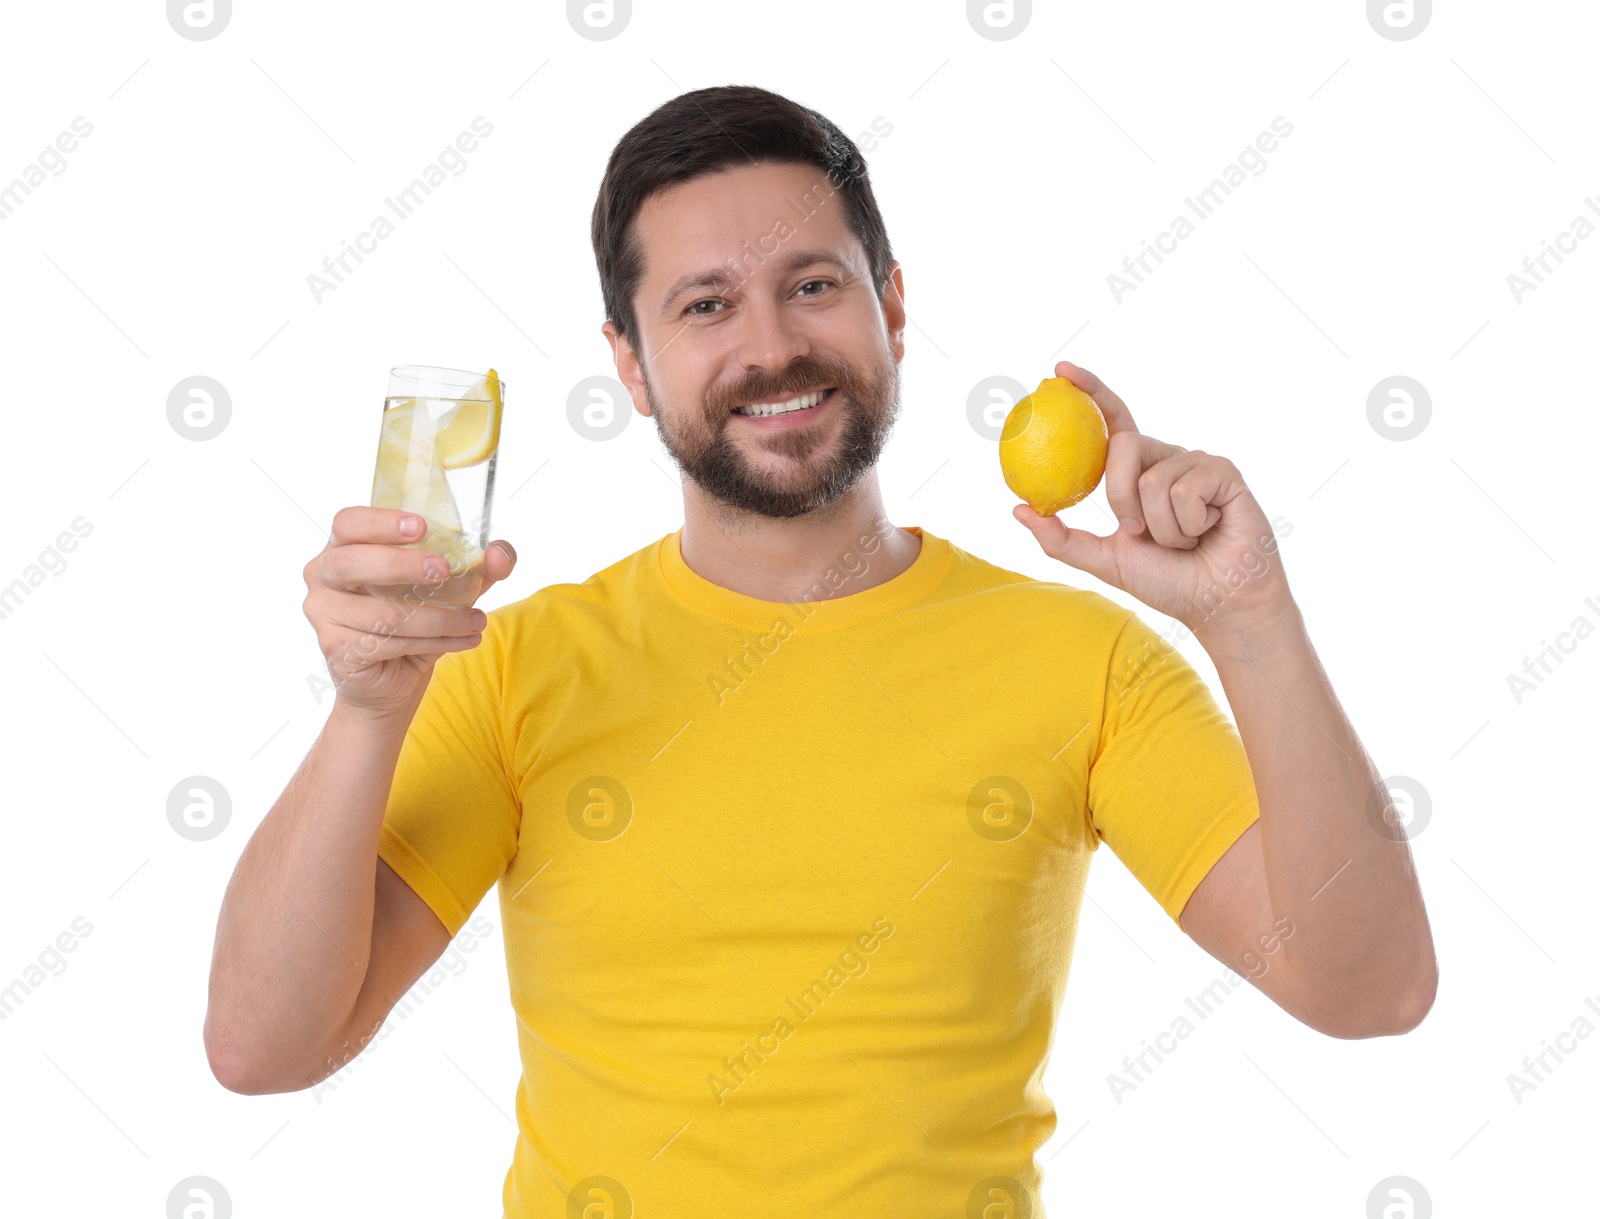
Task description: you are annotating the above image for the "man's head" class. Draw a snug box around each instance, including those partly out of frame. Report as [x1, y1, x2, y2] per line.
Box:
[592, 86, 906, 523]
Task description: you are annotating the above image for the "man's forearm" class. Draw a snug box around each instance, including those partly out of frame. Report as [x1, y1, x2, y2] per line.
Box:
[205, 699, 413, 1091]
[1198, 601, 1438, 1034]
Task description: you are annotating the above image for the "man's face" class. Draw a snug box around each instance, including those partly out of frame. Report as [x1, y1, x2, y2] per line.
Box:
[613, 161, 906, 521]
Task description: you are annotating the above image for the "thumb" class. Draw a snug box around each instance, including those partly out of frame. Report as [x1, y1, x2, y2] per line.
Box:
[479, 539, 518, 593]
[1013, 504, 1117, 585]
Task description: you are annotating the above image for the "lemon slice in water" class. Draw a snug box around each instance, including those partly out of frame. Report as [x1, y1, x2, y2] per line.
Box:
[372, 399, 464, 535]
[369, 368, 500, 582]
[435, 368, 502, 469]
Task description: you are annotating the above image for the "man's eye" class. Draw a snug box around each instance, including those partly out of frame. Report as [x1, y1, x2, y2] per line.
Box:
[685, 281, 831, 316]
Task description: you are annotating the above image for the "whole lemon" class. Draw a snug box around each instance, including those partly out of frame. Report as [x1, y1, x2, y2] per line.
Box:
[998, 376, 1109, 516]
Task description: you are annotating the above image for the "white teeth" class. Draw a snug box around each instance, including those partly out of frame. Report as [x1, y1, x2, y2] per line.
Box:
[734, 389, 826, 417]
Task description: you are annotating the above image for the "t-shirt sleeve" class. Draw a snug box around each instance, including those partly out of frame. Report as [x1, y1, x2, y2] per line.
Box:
[376, 610, 522, 937]
[1085, 609, 1261, 926]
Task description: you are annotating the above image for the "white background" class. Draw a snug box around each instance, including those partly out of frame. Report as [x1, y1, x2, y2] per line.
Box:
[1, 1, 1594, 1215]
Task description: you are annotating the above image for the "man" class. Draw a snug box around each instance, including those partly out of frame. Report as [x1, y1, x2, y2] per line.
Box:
[206, 84, 1436, 1216]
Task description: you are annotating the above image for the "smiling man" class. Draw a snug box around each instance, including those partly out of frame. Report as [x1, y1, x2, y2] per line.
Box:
[207, 85, 1437, 1217]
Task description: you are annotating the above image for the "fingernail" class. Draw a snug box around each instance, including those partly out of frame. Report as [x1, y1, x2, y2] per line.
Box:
[1120, 517, 1142, 532]
[424, 558, 446, 581]
[401, 516, 423, 536]
[471, 610, 487, 629]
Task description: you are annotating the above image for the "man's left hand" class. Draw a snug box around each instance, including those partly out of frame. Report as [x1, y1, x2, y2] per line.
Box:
[1012, 361, 1294, 644]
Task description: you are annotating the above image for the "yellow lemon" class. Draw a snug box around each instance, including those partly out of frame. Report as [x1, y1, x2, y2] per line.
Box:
[998, 376, 1108, 516]
[434, 368, 502, 469]
[369, 369, 500, 576]
[372, 398, 465, 536]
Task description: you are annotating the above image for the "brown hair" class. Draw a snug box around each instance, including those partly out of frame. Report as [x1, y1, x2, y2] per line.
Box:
[590, 84, 894, 349]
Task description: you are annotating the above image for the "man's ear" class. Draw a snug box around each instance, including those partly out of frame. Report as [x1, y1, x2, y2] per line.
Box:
[881, 261, 906, 364]
[602, 320, 654, 417]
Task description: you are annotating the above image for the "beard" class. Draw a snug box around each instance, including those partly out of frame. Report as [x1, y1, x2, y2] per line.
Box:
[642, 348, 901, 522]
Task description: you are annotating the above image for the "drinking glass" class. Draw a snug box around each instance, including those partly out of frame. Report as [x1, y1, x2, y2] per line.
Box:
[366, 364, 504, 606]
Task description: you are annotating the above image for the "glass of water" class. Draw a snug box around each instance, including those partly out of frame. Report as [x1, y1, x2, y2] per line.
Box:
[366, 364, 504, 606]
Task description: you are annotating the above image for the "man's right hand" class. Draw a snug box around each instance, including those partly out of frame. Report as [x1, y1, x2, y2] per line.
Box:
[303, 507, 518, 720]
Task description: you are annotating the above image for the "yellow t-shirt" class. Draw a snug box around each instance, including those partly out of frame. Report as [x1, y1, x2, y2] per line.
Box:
[378, 523, 1260, 1216]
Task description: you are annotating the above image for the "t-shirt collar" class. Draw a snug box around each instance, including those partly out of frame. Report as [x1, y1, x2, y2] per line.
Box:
[657, 524, 950, 633]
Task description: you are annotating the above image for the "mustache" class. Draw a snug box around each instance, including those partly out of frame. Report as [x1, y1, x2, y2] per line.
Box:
[708, 361, 858, 411]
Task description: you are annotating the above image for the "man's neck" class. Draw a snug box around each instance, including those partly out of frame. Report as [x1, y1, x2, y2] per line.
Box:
[678, 479, 921, 604]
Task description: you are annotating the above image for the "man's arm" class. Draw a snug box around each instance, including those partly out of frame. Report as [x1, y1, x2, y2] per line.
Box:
[204, 703, 453, 1093]
[205, 505, 511, 1092]
[1179, 600, 1437, 1038]
[1010, 360, 1436, 1039]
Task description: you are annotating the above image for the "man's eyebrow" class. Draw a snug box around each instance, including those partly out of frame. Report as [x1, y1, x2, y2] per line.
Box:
[658, 248, 852, 312]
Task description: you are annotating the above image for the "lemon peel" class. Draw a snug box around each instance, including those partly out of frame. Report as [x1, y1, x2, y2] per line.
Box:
[998, 376, 1109, 517]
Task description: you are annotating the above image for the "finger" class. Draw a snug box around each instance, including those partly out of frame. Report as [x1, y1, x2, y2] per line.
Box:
[1056, 361, 1139, 436]
[1138, 451, 1209, 549]
[1170, 461, 1229, 538]
[477, 540, 518, 596]
[1103, 430, 1147, 532]
[311, 541, 448, 594]
[330, 505, 430, 548]
[1103, 430, 1187, 534]
[321, 589, 486, 638]
[1012, 504, 1120, 586]
[325, 625, 484, 667]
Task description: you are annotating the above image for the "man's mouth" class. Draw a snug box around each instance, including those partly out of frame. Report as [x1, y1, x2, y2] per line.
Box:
[731, 387, 836, 418]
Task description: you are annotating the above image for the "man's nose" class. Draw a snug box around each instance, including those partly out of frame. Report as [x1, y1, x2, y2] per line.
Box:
[733, 292, 812, 377]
